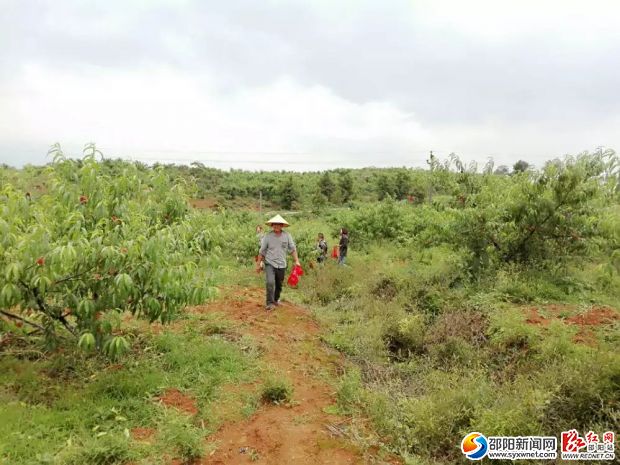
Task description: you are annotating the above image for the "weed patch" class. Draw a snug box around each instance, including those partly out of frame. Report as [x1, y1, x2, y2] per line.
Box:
[261, 377, 293, 405]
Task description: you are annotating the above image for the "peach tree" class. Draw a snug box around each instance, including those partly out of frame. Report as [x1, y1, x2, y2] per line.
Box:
[452, 150, 619, 275]
[0, 145, 212, 356]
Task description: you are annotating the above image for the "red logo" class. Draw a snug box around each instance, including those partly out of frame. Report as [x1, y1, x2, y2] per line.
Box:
[561, 430, 587, 453]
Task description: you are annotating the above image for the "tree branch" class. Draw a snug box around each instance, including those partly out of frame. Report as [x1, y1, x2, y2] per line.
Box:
[18, 280, 77, 336]
[0, 309, 45, 332]
[53, 265, 97, 285]
[506, 197, 567, 262]
[56, 313, 76, 335]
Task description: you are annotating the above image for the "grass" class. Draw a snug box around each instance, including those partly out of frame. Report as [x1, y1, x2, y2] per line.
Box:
[1, 204, 619, 465]
[158, 412, 205, 463]
[261, 377, 293, 405]
[0, 313, 259, 465]
[296, 239, 620, 463]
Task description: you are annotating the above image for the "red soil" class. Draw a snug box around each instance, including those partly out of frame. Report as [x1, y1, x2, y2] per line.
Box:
[524, 305, 618, 345]
[131, 427, 156, 442]
[157, 388, 199, 416]
[566, 306, 619, 326]
[525, 307, 551, 326]
[188, 287, 400, 465]
[572, 328, 598, 347]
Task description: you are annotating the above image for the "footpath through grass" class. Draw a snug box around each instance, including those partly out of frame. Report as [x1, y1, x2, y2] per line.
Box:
[0, 276, 402, 465]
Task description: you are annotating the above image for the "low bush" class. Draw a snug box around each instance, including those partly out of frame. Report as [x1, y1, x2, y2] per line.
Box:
[261, 377, 293, 404]
[543, 350, 620, 431]
[383, 314, 426, 360]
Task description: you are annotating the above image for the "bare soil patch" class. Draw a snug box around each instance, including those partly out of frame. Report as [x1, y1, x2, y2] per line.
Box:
[525, 307, 551, 326]
[191, 287, 400, 465]
[523, 305, 618, 345]
[566, 306, 619, 326]
[131, 427, 156, 442]
[157, 388, 199, 416]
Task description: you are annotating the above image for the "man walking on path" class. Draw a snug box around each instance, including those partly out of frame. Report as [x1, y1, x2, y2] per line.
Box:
[256, 214, 301, 310]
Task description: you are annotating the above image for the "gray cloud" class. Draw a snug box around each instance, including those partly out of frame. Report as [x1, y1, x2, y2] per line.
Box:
[1, 0, 619, 168]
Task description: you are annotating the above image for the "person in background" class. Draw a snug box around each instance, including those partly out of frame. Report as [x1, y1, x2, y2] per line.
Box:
[256, 225, 265, 249]
[338, 228, 349, 265]
[255, 225, 265, 269]
[256, 215, 301, 310]
[316, 233, 328, 265]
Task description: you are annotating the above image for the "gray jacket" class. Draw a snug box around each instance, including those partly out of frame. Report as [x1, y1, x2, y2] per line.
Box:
[259, 231, 296, 268]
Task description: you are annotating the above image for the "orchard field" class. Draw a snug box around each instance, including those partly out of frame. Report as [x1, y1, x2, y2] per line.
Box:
[1, 146, 619, 464]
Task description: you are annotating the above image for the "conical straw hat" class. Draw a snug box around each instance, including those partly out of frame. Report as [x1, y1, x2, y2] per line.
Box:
[266, 214, 290, 226]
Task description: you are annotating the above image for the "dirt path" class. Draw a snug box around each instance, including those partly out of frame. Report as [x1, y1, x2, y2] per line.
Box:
[191, 287, 399, 465]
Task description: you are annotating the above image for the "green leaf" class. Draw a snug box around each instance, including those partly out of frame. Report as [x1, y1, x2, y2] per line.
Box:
[103, 335, 130, 359]
[114, 273, 133, 293]
[4, 262, 22, 282]
[77, 299, 95, 318]
[0, 283, 19, 307]
[78, 332, 96, 352]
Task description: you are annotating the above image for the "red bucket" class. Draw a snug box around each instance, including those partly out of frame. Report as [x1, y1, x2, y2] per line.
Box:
[331, 245, 339, 259]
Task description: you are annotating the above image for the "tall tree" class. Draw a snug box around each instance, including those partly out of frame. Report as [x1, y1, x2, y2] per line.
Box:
[513, 160, 530, 173]
[338, 170, 354, 203]
[376, 174, 393, 200]
[318, 172, 336, 201]
[394, 170, 411, 200]
[279, 175, 300, 210]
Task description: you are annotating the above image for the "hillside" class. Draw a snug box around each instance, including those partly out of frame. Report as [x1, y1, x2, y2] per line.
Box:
[0, 150, 618, 464]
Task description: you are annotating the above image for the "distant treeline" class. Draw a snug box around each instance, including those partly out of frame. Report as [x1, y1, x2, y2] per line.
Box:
[2, 148, 617, 211]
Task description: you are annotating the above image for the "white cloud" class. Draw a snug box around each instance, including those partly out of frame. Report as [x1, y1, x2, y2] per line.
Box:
[0, 0, 618, 169]
[412, 0, 619, 44]
[0, 64, 433, 168]
[431, 116, 620, 168]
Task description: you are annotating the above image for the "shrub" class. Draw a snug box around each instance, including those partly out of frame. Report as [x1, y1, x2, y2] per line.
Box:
[427, 337, 476, 368]
[543, 351, 620, 431]
[261, 377, 293, 404]
[454, 151, 619, 275]
[345, 199, 406, 245]
[391, 371, 492, 458]
[383, 314, 426, 360]
[424, 310, 488, 348]
[488, 307, 538, 351]
[472, 377, 549, 436]
[371, 275, 400, 301]
[336, 368, 363, 415]
[0, 146, 213, 354]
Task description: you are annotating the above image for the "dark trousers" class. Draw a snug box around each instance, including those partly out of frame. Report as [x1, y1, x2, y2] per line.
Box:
[265, 264, 285, 305]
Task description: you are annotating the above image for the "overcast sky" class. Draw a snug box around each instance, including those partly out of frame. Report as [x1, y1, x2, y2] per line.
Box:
[1, 0, 619, 170]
